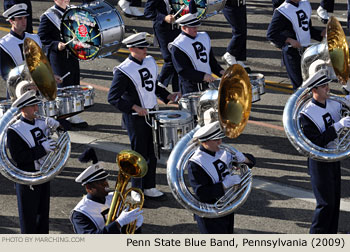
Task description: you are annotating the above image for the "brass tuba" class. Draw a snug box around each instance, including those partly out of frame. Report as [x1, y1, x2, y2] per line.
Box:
[0, 38, 71, 185]
[105, 150, 147, 233]
[167, 64, 253, 218]
[283, 17, 350, 162]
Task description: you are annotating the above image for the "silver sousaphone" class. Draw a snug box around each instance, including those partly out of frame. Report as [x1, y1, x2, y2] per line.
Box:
[283, 17, 350, 162]
[167, 64, 253, 218]
[0, 38, 71, 185]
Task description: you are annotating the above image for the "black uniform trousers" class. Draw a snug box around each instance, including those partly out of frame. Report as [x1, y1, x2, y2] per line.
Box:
[154, 23, 180, 92]
[16, 182, 50, 234]
[282, 45, 302, 90]
[308, 159, 340, 234]
[223, 4, 247, 61]
[123, 113, 157, 189]
[195, 213, 234, 234]
[320, 0, 334, 12]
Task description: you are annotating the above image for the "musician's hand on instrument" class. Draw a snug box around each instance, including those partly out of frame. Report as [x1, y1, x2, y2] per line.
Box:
[167, 92, 181, 102]
[164, 14, 175, 24]
[45, 117, 60, 130]
[58, 42, 66, 51]
[116, 207, 143, 227]
[222, 174, 241, 189]
[334, 116, 350, 131]
[135, 215, 144, 229]
[54, 75, 63, 84]
[42, 139, 56, 153]
[132, 105, 148, 116]
[203, 74, 216, 83]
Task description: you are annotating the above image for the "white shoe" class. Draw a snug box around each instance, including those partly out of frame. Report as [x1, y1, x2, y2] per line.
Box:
[131, 191, 141, 202]
[130, 6, 144, 17]
[67, 115, 88, 128]
[144, 188, 164, 197]
[317, 6, 329, 23]
[222, 52, 237, 66]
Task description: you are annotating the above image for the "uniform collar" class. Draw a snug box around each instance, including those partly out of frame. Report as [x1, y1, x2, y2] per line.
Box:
[54, 4, 66, 12]
[87, 193, 106, 205]
[10, 29, 25, 40]
[182, 31, 196, 40]
[200, 145, 216, 157]
[20, 116, 35, 125]
[312, 98, 327, 108]
[286, 0, 299, 7]
[129, 54, 143, 65]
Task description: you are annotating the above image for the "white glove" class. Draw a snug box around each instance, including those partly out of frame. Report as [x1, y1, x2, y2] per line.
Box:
[333, 116, 350, 132]
[45, 117, 60, 130]
[222, 174, 241, 189]
[135, 215, 144, 229]
[41, 139, 56, 153]
[116, 207, 143, 227]
[234, 151, 246, 163]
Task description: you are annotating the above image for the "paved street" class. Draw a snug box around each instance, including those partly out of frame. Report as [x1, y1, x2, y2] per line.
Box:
[0, 0, 350, 234]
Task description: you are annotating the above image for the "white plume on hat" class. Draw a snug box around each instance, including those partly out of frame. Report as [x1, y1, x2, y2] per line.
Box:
[193, 121, 225, 142]
[3, 3, 29, 21]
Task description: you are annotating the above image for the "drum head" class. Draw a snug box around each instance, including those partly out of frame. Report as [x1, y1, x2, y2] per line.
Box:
[61, 6, 102, 60]
[170, 0, 207, 19]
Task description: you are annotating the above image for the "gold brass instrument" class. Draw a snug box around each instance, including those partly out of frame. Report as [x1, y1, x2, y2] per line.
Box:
[0, 38, 71, 185]
[167, 64, 253, 218]
[301, 16, 349, 85]
[283, 16, 350, 162]
[105, 150, 147, 233]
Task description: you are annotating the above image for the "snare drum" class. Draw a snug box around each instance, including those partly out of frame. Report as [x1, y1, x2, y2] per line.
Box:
[251, 82, 260, 103]
[63, 85, 95, 108]
[249, 73, 265, 95]
[155, 110, 194, 150]
[178, 92, 202, 118]
[61, 1, 125, 60]
[170, 0, 227, 19]
[38, 100, 58, 117]
[0, 99, 12, 118]
[56, 92, 84, 117]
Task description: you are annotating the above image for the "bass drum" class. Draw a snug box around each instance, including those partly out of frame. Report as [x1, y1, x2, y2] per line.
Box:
[61, 1, 125, 60]
[170, 0, 227, 19]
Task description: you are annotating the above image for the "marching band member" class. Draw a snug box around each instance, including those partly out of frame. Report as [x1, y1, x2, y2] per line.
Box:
[107, 32, 179, 202]
[187, 121, 255, 233]
[266, 0, 324, 90]
[299, 70, 350, 233]
[3, 0, 33, 33]
[169, 2, 225, 95]
[144, 0, 181, 92]
[70, 148, 144, 234]
[7, 89, 61, 233]
[222, 0, 251, 73]
[0, 3, 41, 81]
[38, 0, 88, 128]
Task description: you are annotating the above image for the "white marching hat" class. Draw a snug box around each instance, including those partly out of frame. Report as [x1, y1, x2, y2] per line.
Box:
[301, 69, 332, 89]
[75, 162, 109, 186]
[193, 121, 225, 142]
[3, 3, 29, 21]
[11, 89, 41, 108]
[175, 13, 201, 27]
[122, 32, 150, 48]
[15, 80, 38, 99]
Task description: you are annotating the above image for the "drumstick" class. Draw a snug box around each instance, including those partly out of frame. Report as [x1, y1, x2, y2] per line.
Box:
[64, 38, 75, 46]
[132, 110, 176, 116]
[60, 72, 71, 81]
[174, 5, 186, 18]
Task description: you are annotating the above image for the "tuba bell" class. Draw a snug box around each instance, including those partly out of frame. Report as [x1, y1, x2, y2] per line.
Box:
[105, 150, 147, 234]
[283, 17, 350, 162]
[0, 38, 71, 185]
[167, 64, 253, 218]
